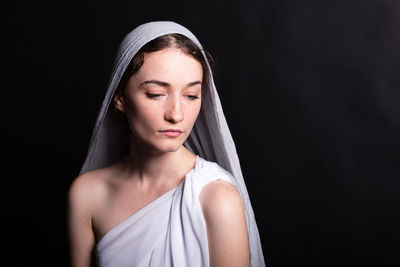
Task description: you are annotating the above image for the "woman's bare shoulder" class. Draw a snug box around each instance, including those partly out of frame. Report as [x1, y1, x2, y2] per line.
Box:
[199, 180, 250, 266]
[199, 180, 243, 218]
[68, 167, 114, 210]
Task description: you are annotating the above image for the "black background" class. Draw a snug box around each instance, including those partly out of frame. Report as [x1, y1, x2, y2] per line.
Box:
[4, 0, 400, 266]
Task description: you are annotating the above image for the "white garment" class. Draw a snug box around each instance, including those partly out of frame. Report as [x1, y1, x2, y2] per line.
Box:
[96, 156, 235, 267]
[80, 21, 265, 266]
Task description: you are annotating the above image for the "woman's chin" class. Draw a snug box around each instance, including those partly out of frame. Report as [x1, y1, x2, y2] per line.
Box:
[131, 133, 186, 154]
[159, 144, 184, 153]
[149, 140, 184, 153]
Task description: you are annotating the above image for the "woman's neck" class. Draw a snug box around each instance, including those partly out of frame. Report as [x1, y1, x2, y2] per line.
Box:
[120, 136, 197, 187]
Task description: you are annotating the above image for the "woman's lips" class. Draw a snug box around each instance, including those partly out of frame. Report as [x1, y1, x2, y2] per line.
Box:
[160, 129, 182, 137]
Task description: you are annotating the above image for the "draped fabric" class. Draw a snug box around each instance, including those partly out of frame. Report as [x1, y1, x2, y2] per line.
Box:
[80, 21, 265, 267]
[96, 156, 234, 267]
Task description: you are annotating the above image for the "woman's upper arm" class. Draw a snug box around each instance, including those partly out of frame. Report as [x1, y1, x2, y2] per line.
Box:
[199, 180, 250, 267]
[67, 174, 97, 267]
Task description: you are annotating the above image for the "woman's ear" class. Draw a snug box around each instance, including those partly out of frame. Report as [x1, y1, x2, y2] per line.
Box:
[114, 92, 126, 113]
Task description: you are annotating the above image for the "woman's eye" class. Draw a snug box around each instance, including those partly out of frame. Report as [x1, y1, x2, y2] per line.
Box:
[146, 93, 162, 99]
[187, 95, 199, 100]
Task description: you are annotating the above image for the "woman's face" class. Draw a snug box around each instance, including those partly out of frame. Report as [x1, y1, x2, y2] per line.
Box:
[115, 47, 203, 153]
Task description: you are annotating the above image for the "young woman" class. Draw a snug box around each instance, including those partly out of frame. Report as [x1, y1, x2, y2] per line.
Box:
[68, 21, 265, 267]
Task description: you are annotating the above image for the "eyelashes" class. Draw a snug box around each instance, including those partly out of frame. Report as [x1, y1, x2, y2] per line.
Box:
[146, 93, 162, 98]
[145, 93, 199, 100]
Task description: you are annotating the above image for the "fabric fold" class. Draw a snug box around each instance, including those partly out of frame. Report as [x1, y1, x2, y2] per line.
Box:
[96, 156, 237, 267]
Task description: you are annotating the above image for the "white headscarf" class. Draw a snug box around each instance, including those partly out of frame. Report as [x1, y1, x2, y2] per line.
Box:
[80, 21, 265, 267]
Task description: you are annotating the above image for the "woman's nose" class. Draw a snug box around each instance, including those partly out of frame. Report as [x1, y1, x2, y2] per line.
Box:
[164, 97, 183, 123]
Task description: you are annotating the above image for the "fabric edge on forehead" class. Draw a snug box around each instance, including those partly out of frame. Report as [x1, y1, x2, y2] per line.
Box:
[114, 21, 202, 75]
[122, 21, 202, 51]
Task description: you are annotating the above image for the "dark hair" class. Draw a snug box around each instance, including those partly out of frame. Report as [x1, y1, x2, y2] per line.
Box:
[112, 33, 214, 120]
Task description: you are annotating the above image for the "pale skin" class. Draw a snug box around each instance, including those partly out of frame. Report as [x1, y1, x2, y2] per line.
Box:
[68, 47, 250, 267]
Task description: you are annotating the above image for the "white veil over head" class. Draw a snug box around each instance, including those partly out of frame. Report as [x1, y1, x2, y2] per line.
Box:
[80, 21, 265, 267]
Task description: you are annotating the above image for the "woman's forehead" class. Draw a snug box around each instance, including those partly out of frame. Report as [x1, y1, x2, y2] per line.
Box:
[135, 48, 203, 80]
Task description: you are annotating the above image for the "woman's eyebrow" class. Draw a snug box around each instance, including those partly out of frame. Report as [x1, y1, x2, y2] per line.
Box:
[140, 80, 170, 88]
[187, 81, 202, 87]
[140, 80, 202, 88]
